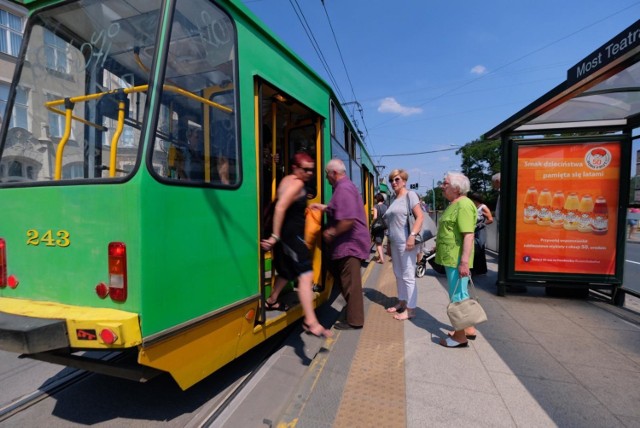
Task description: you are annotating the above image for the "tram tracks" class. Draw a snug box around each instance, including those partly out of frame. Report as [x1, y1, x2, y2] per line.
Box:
[0, 325, 294, 426]
[0, 351, 121, 423]
[0, 365, 91, 422]
[191, 327, 294, 428]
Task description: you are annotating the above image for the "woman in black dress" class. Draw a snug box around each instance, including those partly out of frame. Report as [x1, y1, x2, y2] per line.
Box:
[260, 152, 332, 338]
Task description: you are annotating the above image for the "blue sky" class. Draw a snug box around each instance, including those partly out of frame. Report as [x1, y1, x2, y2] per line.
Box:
[241, 0, 640, 189]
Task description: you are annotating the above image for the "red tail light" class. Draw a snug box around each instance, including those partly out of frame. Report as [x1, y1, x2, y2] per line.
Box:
[108, 242, 127, 302]
[0, 239, 6, 288]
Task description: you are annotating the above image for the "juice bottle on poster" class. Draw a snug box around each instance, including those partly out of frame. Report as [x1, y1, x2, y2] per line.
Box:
[523, 186, 538, 224]
[550, 190, 565, 228]
[592, 196, 608, 235]
[577, 194, 594, 233]
[536, 188, 552, 226]
[563, 192, 580, 230]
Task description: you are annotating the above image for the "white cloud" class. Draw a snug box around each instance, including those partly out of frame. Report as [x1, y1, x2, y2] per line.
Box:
[470, 65, 488, 75]
[377, 97, 422, 116]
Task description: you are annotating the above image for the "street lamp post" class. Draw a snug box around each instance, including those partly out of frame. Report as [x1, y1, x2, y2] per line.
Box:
[432, 179, 436, 212]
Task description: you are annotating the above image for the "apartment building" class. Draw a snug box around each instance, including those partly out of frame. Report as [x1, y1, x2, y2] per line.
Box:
[0, 0, 26, 129]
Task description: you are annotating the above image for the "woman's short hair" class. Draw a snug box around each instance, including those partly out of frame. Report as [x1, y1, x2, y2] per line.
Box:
[375, 193, 385, 203]
[446, 171, 470, 195]
[389, 169, 408, 182]
[293, 152, 314, 166]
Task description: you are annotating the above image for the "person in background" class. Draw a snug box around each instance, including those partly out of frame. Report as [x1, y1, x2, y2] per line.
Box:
[371, 193, 388, 264]
[216, 155, 230, 185]
[311, 159, 370, 330]
[260, 152, 332, 338]
[436, 171, 476, 348]
[383, 169, 423, 321]
[469, 192, 493, 275]
[492, 173, 501, 228]
[415, 200, 430, 267]
[185, 127, 204, 180]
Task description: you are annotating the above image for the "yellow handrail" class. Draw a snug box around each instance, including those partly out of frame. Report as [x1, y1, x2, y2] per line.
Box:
[109, 94, 127, 177]
[48, 84, 233, 180]
[44, 84, 232, 117]
[53, 99, 74, 180]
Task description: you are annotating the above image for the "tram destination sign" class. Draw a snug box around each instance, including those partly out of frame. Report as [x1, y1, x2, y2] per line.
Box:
[567, 19, 640, 85]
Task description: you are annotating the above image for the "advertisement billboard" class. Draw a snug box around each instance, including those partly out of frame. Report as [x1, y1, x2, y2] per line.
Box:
[514, 141, 620, 276]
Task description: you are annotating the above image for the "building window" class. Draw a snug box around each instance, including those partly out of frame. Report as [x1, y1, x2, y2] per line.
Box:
[62, 163, 83, 179]
[2, 159, 40, 181]
[8, 160, 22, 177]
[46, 92, 65, 137]
[0, 10, 22, 57]
[44, 29, 68, 73]
[0, 82, 28, 130]
[13, 85, 28, 129]
[0, 82, 7, 125]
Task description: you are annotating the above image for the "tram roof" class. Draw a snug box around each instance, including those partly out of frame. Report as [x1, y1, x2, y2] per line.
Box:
[485, 19, 640, 139]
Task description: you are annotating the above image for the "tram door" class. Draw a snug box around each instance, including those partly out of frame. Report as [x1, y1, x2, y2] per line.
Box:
[256, 80, 324, 310]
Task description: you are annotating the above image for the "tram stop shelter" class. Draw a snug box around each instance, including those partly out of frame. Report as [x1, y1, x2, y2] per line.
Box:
[484, 19, 640, 306]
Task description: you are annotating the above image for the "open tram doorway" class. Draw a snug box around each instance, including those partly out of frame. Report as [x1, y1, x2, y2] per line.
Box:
[256, 80, 321, 228]
[255, 79, 324, 319]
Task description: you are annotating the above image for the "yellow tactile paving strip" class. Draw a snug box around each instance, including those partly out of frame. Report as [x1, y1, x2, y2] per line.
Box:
[333, 264, 406, 427]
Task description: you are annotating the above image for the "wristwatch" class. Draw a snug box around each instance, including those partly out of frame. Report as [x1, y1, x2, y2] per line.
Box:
[410, 232, 418, 237]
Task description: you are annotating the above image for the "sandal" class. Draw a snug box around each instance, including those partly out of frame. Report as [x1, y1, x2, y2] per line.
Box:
[448, 332, 476, 340]
[265, 299, 286, 311]
[439, 336, 468, 348]
[302, 321, 333, 338]
[386, 304, 405, 314]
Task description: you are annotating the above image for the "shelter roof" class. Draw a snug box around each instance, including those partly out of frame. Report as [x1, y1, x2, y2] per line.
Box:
[485, 20, 640, 139]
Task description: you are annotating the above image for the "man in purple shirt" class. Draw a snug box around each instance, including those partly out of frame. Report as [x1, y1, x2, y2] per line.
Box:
[311, 159, 370, 329]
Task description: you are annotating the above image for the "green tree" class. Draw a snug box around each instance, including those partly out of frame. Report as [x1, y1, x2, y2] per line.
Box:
[425, 182, 446, 210]
[457, 136, 501, 207]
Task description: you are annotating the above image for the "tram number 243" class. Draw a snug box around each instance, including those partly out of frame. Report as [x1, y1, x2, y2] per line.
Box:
[26, 229, 71, 247]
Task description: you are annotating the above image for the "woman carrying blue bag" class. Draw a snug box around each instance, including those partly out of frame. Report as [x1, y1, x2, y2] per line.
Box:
[435, 171, 476, 348]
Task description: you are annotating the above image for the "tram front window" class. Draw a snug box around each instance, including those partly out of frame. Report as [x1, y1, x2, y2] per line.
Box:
[0, 0, 166, 184]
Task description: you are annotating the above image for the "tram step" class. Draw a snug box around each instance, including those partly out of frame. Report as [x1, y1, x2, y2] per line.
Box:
[0, 312, 68, 354]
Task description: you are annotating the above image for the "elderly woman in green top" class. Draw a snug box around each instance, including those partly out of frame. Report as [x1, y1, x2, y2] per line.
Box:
[435, 172, 476, 348]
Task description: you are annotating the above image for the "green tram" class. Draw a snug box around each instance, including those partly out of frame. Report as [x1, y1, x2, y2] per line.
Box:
[0, 0, 377, 389]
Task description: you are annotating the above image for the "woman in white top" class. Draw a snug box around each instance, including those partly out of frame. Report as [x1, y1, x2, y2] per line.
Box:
[383, 169, 424, 320]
